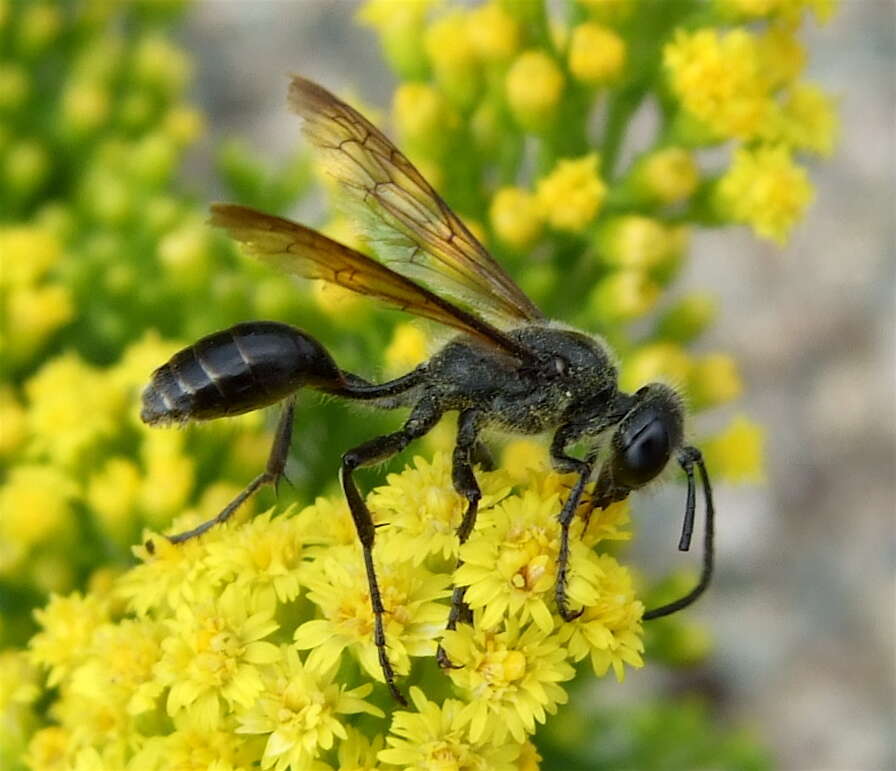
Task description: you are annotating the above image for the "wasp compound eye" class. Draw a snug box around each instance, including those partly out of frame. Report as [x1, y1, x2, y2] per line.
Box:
[618, 418, 671, 487]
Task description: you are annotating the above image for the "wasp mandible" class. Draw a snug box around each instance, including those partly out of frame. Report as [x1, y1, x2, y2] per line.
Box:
[142, 77, 715, 705]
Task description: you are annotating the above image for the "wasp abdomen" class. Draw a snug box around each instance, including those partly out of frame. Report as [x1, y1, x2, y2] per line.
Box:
[140, 321, 343, 425]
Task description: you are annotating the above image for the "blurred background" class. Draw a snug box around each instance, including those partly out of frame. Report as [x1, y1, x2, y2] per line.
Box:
[1, 1, 892, 769]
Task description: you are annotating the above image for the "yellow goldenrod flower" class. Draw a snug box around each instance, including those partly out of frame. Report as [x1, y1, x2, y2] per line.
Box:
[30, 592, 109, 687]
[620, 342, 692, 393]
[335, 727, 386, 770]
[205, 507, 306, 604]
[589, 270, 661, 323]
[506, 50, 564, 131]
[155, 584, 281, 730]
[392, 81, 458, 153]
[86, 457, 140, 544]
[441, 617, 575, 743]
[357, 0, 433, 78]
[379, 686, 523, 770]
[385, 322, 430, 373]
[0, 465, 78, 550]
[635, 146, 700, 204]
[0, 63, 29, 111]
[4, 139, 49, 194]
[490, 186, 545, 249]
[236, 646, 382, 771]
[457, 491, 603, 633]
[689, 352, 744, 408]
[158, 219, 213, 289]
[0, 226, 60, 286]
[369, 452, 512, 565]
[4, 284, 74, 363]
[596, 215, 673, 271]
[133, 33, 191, 93]
[537, 154, 606, 233]
[569, 22, 627, 86]
[133, 713, 261, 771]
[500, 438, 550, 484]
[664, 27, 768, 140]
[557, 554, 645, 681]
[69, 618, 165, 716]
[757, 21, 806, 89]
[18, 3, 62, 53]
[61, 78, 109, 134]
[468, 2, 520, 62]
[716, 144, 813, 244]
[138, 431, 195, 523]
[762, 81, 839, 157]
[656, 292, 718, 343]
[294, 543, 450, 681]
[163, 104, 206, 146]
[425, 10, 480, 106]
[703, 414, 766, 482]
[25, 726, 76, 771]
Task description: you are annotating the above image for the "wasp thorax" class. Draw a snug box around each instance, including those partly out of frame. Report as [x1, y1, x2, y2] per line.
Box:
[609, 383, 685, 489]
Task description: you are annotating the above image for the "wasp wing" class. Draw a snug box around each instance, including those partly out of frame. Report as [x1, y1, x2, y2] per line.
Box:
[288, 76, 544, 326]
[209, 204, 535, 361]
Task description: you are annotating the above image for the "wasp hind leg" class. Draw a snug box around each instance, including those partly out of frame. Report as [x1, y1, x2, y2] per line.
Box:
[165, 398, 296, 545]
[340, 396, 442, 706]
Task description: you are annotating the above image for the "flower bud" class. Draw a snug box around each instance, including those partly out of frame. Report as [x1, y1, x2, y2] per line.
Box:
[490, 187, 544, 249]
[633, 147, 700, 204]
[506, 50, 564, 131]
[655, 293, 717, 343]
[536, 154, 606, 233]
[568, 23, 627, 86]
[589, 270, 660, 325]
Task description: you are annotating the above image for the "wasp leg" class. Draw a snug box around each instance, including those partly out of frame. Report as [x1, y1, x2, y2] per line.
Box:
[549, 429, 599, 622]
[341, 397, 442, 706]
[436, 409, 483, 670]
[166, 398, 296, 545]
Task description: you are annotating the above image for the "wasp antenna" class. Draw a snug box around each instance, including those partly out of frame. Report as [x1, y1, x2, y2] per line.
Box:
[677, 456, 698, 551]
[643, 447, 715, 620]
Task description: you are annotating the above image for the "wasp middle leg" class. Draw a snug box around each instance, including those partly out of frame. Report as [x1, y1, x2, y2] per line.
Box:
[436, 409, 484, 669]
[340, 395, 442, 705]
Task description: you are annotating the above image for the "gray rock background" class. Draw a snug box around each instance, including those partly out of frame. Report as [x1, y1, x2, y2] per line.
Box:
[181, 2, 895, 769]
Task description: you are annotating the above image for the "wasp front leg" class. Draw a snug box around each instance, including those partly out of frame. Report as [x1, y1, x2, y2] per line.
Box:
[549, 428, 599, 622]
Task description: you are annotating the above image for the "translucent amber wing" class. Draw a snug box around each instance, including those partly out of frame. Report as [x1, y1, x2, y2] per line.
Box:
[288, 76, 544, 325]
[209, 204, 534, 360]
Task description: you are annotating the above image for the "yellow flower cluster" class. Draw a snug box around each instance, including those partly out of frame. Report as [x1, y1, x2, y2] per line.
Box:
[24, 454, 646, 769]
[663, 8, 838, 243]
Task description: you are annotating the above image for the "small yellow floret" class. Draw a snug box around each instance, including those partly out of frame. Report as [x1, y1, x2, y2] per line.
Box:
[392, 82, 457, 149]
[716, 144, 813, 244]
[689, 353, 744, 408]
[703, 415, 766, 482]
[569, 22, 627, 85]
[664, 28, 768, 140]
[596, 215, 671, 270]
[762, 82, 839, 157]
[537, 154, 606, 232]
[589, 270, 660, 323]
[621, 342, 691, 393]
[62, 79, 109, 133]
[385, 323, 429, 373]
[0, 225, 61, 287]
[506, 50, 564, 130]
[490, 187, 544, 249]
[468, 2, 520, 61]
[637, 147, 700, 204]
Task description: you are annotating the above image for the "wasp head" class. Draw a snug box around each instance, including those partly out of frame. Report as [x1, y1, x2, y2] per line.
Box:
[593, 383, 685, 507]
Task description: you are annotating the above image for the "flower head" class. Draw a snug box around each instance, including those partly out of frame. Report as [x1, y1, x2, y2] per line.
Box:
[536, 154, 606, 233]
[569, 22, 627, 85]
[506, 50, 564, 130]
[441, 618, 575, 743]
[716, 144, 813, 243]
[155, 585, 280, 729]
[379, 687, 522, 770]
[236, 647, 382, 771]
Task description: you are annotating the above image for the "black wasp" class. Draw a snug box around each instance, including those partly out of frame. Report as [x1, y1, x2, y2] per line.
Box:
[142, 77, 715, 705]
